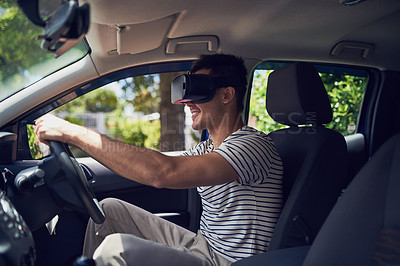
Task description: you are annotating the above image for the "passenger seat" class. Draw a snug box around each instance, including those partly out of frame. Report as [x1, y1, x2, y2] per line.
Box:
[234, 131, 400, 265]
[264, 62, 349, 250]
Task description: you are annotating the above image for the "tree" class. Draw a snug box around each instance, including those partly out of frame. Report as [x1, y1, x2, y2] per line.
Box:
[0, 1, 51, 90]
[85, 89, 118, 113]
[56, 89, 118, 114]
[159, 72, 185, 152]
[249, 70, 286, 133]
[118, 75, 159, 114]
[321, 74, 367, 134]
[117, 73, 186, 151]
[2, 1, 186, 153]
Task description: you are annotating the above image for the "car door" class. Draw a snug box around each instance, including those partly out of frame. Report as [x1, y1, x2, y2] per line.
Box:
[1, 61, 204, 265]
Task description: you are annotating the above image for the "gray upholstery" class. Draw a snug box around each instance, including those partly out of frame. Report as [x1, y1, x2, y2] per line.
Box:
[265, 63, 349, 250]
[268, 127, 348, 250]
[234, 132, 400, 265]
[234, 246, 310, 266]
[303, 133, 400, 265]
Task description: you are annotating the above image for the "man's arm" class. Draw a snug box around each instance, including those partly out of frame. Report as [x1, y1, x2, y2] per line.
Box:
[35, 114, 237, 189]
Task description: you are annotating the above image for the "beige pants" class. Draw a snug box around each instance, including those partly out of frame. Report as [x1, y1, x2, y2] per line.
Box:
[83, 198, 232, 266]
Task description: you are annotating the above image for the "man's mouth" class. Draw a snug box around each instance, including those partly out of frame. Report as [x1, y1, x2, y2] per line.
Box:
[190, 108, 200, 120]
[191, 110, 200, 119]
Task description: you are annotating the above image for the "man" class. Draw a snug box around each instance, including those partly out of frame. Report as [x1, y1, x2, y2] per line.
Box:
[35, 54, 283, 265]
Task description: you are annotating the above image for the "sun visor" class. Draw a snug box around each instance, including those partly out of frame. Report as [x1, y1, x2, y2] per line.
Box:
[117, 14, 177, 55]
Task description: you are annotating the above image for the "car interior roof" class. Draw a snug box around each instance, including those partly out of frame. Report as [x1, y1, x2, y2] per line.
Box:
[81, 0, 400, 74]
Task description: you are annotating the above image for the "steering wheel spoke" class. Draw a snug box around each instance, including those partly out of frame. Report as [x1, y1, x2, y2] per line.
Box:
[48, 141, 105, 224]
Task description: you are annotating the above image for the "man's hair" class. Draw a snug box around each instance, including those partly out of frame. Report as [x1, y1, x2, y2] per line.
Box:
[190, 53, 248, 112]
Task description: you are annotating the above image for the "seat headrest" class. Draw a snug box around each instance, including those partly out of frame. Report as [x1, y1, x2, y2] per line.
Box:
[266, 62, 333, 126]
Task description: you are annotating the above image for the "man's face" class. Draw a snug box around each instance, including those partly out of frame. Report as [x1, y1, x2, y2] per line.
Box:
[186, 69, 221, 131]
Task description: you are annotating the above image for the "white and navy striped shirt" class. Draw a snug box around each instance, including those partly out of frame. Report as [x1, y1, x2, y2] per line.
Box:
[184, 126, 284, 262]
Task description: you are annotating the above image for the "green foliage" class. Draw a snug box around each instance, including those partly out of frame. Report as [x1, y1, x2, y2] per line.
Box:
[0, 1, 88, 101]
[110, 122, 147, 148]
[57, 89, 118, 114]
[56, 96, 85, 114]
[84, 89, 118, 113]
[249, 70, 287, 133]
[322, 74, 367, 134]
[107, 107, 160, 149]
[249, 70, 367, 136]
[0, 2, 168, 154]
[118, 75, 159, 114]
[141, 120, 161, 149]
[27, 124, 42, 159]
[64, 116, 84, 126]
[0, 2, 51, 90]
[55, 82, 161, 152]
[190, 130, 201, 144]
[103, 76, 161, 149]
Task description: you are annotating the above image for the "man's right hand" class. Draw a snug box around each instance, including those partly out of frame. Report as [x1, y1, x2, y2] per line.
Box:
[35, 114, 83, 145]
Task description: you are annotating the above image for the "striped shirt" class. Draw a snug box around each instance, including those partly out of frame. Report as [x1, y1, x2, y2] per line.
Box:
[184, 126, 283, 262]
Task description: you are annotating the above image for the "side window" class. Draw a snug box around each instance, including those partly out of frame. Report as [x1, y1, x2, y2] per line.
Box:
[29, 71, 201, 159]
[249, 62, 368, 136]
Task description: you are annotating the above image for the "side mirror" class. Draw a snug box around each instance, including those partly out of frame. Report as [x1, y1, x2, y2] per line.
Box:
[17, 0, 90, 57]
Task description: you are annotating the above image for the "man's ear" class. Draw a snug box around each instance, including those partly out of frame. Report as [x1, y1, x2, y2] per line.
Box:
[222, 86, 236, 104]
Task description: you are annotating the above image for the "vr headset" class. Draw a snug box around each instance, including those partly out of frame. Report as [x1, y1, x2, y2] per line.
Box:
[171, 74, 238, 104]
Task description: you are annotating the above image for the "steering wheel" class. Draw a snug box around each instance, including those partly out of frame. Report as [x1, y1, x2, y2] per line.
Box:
[49, 140, 105, 224]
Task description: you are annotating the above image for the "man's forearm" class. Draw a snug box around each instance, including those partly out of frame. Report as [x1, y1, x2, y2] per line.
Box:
[35, 114, 236, 189]
[65, 125, 175, 188]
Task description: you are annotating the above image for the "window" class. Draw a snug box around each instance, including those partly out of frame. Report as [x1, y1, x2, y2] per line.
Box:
[28, 67, 202, 159]
[248, 62, 368, 136]
[0, 1, 89, 103]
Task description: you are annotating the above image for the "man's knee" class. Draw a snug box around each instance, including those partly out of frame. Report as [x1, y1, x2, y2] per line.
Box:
[99, 197, 129, 219]
[94, 234, 209, 266]
[99, 197, 120, 210]
[93, 234, 152, 265]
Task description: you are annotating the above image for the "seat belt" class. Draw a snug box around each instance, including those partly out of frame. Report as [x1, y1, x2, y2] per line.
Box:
[293, 215, 312, 245]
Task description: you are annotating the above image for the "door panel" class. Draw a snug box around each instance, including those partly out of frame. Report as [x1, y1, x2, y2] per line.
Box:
[2, 62, 201, 265]
[78, 157, 199, 231]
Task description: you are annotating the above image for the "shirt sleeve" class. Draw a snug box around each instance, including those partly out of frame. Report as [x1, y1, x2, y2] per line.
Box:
[181, 139, 210, 156]
[214, 134, 282, 185]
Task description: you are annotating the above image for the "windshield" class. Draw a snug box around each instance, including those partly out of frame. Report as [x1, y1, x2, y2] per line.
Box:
[0, 0, 89, 102]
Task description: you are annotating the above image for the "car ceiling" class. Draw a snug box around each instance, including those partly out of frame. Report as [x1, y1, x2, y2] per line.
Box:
[81, 0, 400, 74]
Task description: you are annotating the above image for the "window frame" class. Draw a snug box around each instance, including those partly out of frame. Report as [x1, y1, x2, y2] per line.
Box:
[244, 61, 372, 137]
[18, 61, 194, 160]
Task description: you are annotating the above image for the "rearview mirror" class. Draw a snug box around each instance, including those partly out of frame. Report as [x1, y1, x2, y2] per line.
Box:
[17, 0, 90, 57]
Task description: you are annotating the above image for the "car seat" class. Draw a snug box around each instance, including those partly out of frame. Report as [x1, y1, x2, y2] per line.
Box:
[264, 62, 350, 250]
[234, 131, 400, 265]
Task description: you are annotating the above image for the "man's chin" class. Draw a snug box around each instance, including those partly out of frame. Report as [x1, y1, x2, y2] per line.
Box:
[191, 123, 205, 131]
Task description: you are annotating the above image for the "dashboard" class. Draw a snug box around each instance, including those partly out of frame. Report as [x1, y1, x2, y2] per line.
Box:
[0, 132, 101, 265]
